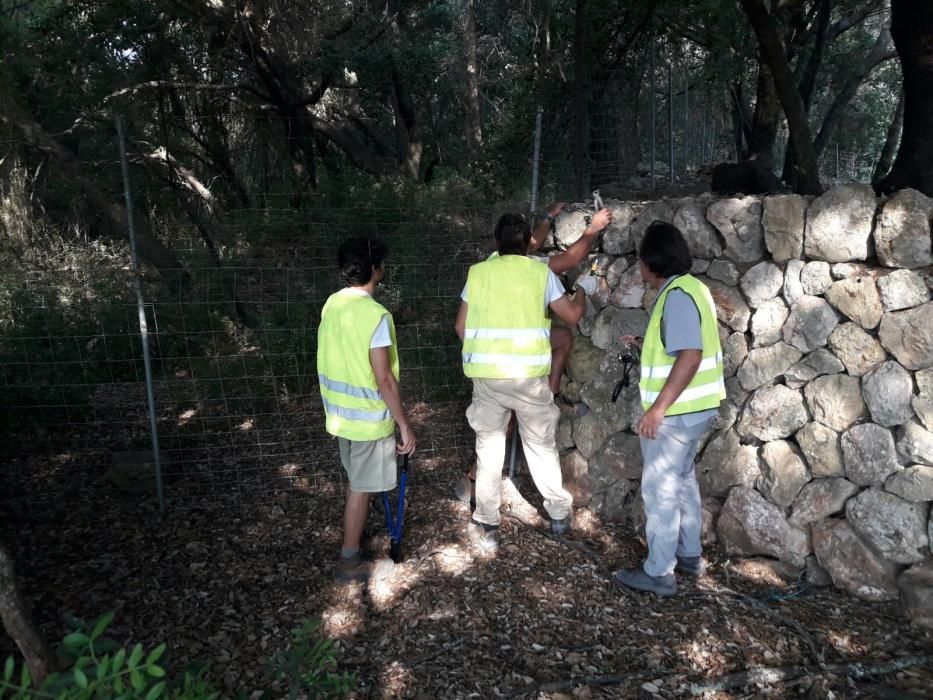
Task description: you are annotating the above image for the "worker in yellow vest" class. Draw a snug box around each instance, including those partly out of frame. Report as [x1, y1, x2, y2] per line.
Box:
[613, 221, 725, 597]
[317, 237, 416, 583]
[454, 206, 613, 505]
[454, 217, 599, 552]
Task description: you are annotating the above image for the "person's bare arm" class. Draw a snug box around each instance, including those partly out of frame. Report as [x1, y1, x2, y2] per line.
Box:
[454, 301, 468, 341]
[549, 290, 586, 325]
[370, 346, 416, 454]
[529, 203, 567, 250]
[637, 349, 703, 439]
[546, 208, 613, 274]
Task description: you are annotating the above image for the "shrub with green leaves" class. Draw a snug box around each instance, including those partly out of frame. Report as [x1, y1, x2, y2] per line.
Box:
[1, 613, 355, 699]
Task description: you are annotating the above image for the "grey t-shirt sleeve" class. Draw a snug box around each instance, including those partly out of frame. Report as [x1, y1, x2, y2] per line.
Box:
[661, 289, 703, 356]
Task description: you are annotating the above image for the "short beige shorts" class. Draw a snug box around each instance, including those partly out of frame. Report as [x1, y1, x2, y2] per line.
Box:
[338, 435, 397, 492]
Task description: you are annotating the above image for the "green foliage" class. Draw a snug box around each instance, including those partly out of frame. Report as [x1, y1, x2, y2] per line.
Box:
[265, 621, 357, 700]
[0, 613, 355, 700]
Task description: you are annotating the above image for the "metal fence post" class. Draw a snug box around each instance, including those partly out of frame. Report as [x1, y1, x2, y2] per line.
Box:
[115, 116, 166, 516]
[530, 105, 544, 215]
[651, 34, 656, 187]
[669, 61, 674, 184]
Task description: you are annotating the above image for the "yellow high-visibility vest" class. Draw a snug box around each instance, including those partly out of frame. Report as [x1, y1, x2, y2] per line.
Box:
[462, 255, 552, 379]
[317, 290, 398, 440]
[640, 275, 725, 415]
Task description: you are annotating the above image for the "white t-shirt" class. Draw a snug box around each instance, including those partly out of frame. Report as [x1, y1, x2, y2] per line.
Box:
[460, 255, 565, 308]
[338, 288, 392, 348]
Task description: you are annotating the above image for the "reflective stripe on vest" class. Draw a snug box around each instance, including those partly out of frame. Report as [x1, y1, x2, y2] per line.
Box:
[317, 290, 398, 440]
[639, 275, 725, 415]
[462, 255, 552, 379]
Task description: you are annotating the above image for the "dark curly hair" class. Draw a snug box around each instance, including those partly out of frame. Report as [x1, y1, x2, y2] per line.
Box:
[639, 221, 692, 278]
[493, 213, 531, 256]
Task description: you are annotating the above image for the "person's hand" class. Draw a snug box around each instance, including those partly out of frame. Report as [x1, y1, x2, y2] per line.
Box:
[576, 274, 598, 296]
[586, 208, 613, 233]
[637, 406, 664, 440]
[548, 202, 567, 218]
[620, 334, 643, 348]
[397, 423, 416, 455]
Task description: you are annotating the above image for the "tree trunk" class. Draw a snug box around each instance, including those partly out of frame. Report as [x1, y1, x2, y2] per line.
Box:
[0, 92, 188, 290]
[813, 28, 895, 158]
[463, 0, 483, 151]
[873, 88, 904, 184]
[747, 64, 781, 166]
[0, 542, 56, 684]
[782, 0, 831, 183]
[874, 0, 933, 196]
[572, 0, 587, 199]
[729, 83, 753, 161]
[740, 0, 822, 195]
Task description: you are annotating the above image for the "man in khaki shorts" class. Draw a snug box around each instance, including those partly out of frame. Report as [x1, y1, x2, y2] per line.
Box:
[317, 237, 416, 583]
[454, 217, 599, 552]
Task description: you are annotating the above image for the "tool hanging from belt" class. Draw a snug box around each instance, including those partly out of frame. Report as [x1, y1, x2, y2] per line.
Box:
[382, 454, 409, 563]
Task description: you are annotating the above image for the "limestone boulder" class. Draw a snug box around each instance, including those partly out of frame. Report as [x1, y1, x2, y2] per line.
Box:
[784, 259, 805, 304]
[577, 295, 598, 337]
[899, 562, 933, 630]
[763, 194, 806, 262]
[572, 412, 611, 459]
[812, 519, 900, 601]
[789, 478, 859, 528]
[878, 303, 933, 370]
[692, 259, 711, 275]
[738, 385, 808, 442]
[705, 279, 752, 332]
[846, 488, 930, 564]
[606, 256, 633, 287]
[557, 417, 575, 452]
[740, 261, 783, 308]
[827, 322, 886, 377]
[589, 430, 643, 483]
[560, 450, 592, 506]
[609, 264, 647, 308]
[566, 335, 604, 385]
[877, 269, 931, 311]
[831, 263, 861, 279]
[758, 440, 811, 508]
[722, 332, 748, 379]
[696, 429, 760, 498]
[841, 423, 900, 487]
[706, 196, 765, 263]
[673, 201, 723, 258]
[737, 342, 801, 391]
[784, 349, 845, 390]
[707, 259, 739, 286]
[702, 497, 722, 546]
[600, 204, 637, 255]
[826, 275, 883, 330]
[629, 200, 678, 249]
[783, 295, 839, 352]
[886, 465, 933, 503]
[590, 477, 637, 522]
[800, 261, 833, 295]
[896, 420, 933, 466]
[862, 361, 913, 427]
[804, 374, 867, 432]
[590, 306, 648, 350]
[874, 188, 933, 268]
[804, 184, 876, 262]
[795, 422, 845, 478]
[717, 487, 811, 567]
[750, 298, 789, 347]
[580, 371, 634, 437]
[914, 368, 933, 432]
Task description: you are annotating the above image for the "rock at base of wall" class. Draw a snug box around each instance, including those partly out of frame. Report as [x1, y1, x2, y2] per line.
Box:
[717, 487, 810, 567]
[758, 440, 810, 508]
[812, 518, 900, 602]
[697, 430, 760, 497]
[899, 561, 933, 630]
[845, 488, 930, 565]
[789, 477, 860, 528]
[738, 385, 808, 442]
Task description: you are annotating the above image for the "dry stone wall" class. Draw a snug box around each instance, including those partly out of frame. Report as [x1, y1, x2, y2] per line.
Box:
[552, 185, 933, 620]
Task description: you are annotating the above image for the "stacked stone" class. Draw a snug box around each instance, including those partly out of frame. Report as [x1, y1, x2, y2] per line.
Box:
[554, 185, 933, 625]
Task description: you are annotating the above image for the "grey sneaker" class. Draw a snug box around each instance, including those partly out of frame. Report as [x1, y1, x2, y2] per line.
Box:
[334, 553, 369, 584]
[675, 555, 705, 577]
[466, 520, 499, 554]
[550, 512, 573, 536]
[613, 567, 678, 597]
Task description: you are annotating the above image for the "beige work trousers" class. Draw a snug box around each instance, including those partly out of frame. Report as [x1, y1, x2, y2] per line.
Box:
[466, 377, 573, 526]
